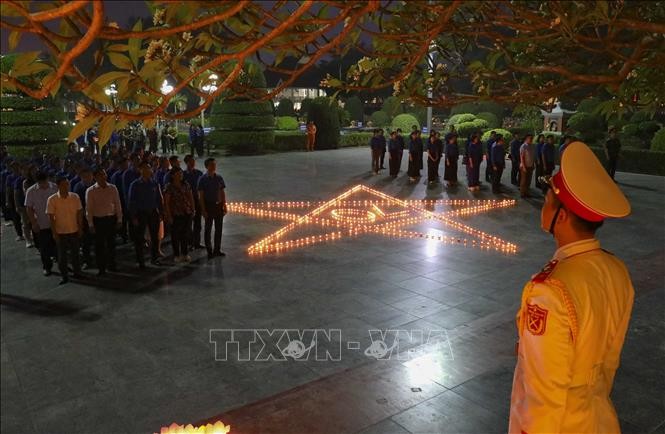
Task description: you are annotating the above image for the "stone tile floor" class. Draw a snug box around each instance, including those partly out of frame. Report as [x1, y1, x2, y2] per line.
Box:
[1, 148, 663, 433]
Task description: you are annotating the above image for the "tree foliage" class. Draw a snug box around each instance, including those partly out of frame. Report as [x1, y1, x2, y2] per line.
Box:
[391, 113, 419, 132]
[275, 98, 295, 117]
[344, 96, 364, 122]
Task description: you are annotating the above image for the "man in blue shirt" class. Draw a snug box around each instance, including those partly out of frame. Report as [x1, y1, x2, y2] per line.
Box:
[388, 130, 402, 178]
[110, 157, 129, 243]
[490, 135, 507, 194]
[541, 135, 557, 193]
[128, 161, 163, 268]
[197, 158, 227, 259]
[378, 129, 387, 170]
[484, 131, 497, 182]
[534, 134, 545, 189]
[183, 155, 203, 249]
[509, 134, 522, 186]
[121, 154, 140, 204]
[369, 129, 383, 175]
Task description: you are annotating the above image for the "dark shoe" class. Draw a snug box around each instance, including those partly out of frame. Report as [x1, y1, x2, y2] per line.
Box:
[97, 270, 107, 276]
[72, 272, 84, 279]
[150, 258, 162, 266]
[108, 265, 117, 272]
[138, 263, 146, 270]
[194, 244, 204, 249]
[213, 251, 226, 257]
[43, 269, 52, 277]
[207, 252, 214, 259]
[59, 277, 69, 285]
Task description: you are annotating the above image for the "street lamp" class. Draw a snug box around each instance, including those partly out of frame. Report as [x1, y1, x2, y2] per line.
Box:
[104, 84, 118, 110]
[160, 79, 175, 129]
[200, 73, 218, 128]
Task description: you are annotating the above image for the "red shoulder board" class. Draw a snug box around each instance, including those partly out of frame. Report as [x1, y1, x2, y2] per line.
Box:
[531, 259, 559, 283]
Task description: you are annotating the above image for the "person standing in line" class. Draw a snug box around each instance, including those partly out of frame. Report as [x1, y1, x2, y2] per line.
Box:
[541, 135, 557, 193]
[396, 128, 405, 172]
[443, 133, 459, 188]
[86, 168, 122, 275]
[509, 141, 634, 434]
[168, 123, 178, 154]
[519, 134, 536, 198]
[195, 125, 205, 157]
[110, 157, 129, 243]
[127, 161, 163, 268]
[559, 135, 573, 156]
[378, 128, 387, 169]
[5, 162, 24, 241]
[164, 167, 195, 263]
[14, 164, 34, 248]
[47, 177, 83, 285]
[197, 158, 227, 259]
[484, 130, 497, 183]
[21, 165, 37, 248]
[604, 127, 621, 181]
[490, 135, 506, 194]
[160, 126, 170, 155]
[534, 134, 546, 189]
[509, 133, 522, 186]
[73, 167, 95, 269]
[370, 129, 382, 175]
[466, 134, 483, 192]
[162, 155, 181, 186]
[188, 123, 197, 157]
[306, 121, 317, 152]
[147, 127, 158, 153]
[388, 130, 402, 178]
[407, 130, 423, 182]
[25, 172, 58, 276]
[426, 130, 442, 185]
[183, 155, 204, 249]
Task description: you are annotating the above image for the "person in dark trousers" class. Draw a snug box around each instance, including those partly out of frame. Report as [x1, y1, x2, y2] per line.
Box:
[5, 162, 23, 241]
[407, 130, 423, 182]
[491, 135, 506, 193]
[73, 167, 95, 269]
[388, 130, 402, 178]
[519, 134, 535, 198]
[127, 161, 163, 268]
[160, 126, 170, 155]
[509, 134, 521, 186]
[604, 127, 621, 180]
[443, 133, 459, 187]
[25, 172, 58, 276]
[379, 129, 387, 169]
[195, 125, 205, 157]
[164, 167, 195, 263]
[426, 130, 442, 185]
[466, 134, 483, 191]
[47, 177, 83, 284]
[534, 134, 545, 188]
[147, 127, 158, 153]
[369, 129, 383, 175]
[396, 128, 405, 171]
[484, 131, 497, 182]
[183, 155, 204, 249]
[86, 168, 122, 275]
[541, 135, 557, 193]
[197, 158, 227, 259]
[110, 157, 129, 243]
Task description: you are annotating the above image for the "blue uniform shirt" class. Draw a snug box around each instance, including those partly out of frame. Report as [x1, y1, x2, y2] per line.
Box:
[127, 177, 163, 214]
[197, 173, 226, 203]
[510, 139, 521, 161]
[183, 168, 203, 192]
[74, 181, 94, 209]
[491, 143, 506, 167]
[122, 167, 140, 203]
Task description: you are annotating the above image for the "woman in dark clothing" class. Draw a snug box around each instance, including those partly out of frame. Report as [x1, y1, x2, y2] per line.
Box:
[407, 130, 423, 181]
[443, 133, 459, 187]
[427, 130, 442, 185]
[160, 126, 170, 155]
[164, 167, 195, 263]
[466, 134, 483, 191]
[388, 131, 402, 178]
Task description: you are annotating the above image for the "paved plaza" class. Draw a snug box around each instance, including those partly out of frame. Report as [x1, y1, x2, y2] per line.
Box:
[1, 147, 664, 434]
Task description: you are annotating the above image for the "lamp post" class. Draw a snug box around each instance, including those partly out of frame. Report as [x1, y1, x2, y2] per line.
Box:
[200, 73, 218, 129]
[160, 79, 175, 130]
[104, 84, 118, 110]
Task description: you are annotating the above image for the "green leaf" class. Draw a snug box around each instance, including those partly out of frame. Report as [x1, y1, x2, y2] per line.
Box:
[8, 31, 20, 51]
[93, 71, 129, 87]
[108, 52, 133, 70]
[68, 115, 100, 144]
[128, 19, 143, 68]
[97, 115, 116, 148]
[107, 44, 129, 53]
[11, 51, 40, 74]
[42, 71, 62, 98]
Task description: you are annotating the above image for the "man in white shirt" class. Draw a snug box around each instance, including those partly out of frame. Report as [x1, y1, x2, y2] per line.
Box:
[47, 176, 83, 284]
[24, 171, 58, 276]
[519, 134, 535, 198]
[86, 168, 123, 275]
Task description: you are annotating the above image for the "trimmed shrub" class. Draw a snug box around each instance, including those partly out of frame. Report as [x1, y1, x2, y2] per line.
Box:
[651, 128, 665, 152]
[382, 96, 404, 119]
[307, 97, 340, 149]
[621, 123, 639, 137]
[275, 98, 296, 116]
[567, 112, 606, 143]
[476, 112, 500, 129]
[456, 118, 488, 139]
[209, 66, 274, 155]
[369, 110, 390, 128]
[177, 132, 189, 145]
[448, 113, 476, 126]
[340, 132, 373, 148]
[576, 97, 601, 113]
[345, 96, 364, 122]
[589, 146, 665, 176]
[7, 142, 69, 158]
[0, 95, 69, 148]
[299, 98, 312, 115]
[270, 131, 306, 152]
[392, 113, 419, 133]
[629, 110, 652, 124]
[339, 109, 351, 127]
[275, 116, 299, 131]
[450, 101, 505, 122]
[638, 120, 660, 141]
[481, 128, 512, 143]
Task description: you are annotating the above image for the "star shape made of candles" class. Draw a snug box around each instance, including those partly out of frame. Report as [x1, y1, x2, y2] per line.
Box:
[227, 185, 518, 255]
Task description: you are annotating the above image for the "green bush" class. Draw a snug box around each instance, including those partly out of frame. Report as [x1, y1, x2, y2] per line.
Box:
[270, 131, 306, 152]
[392, 113, 419, 133]
[339, 109, 351, 127]
[7, 142, 69, 158]
[567, 112, 606, 143]
[621, 123, 639, 137]
[340, 132, 373, 148]
[1, 125, 68, 146]
[307, 97, 340, 150]
[638, 120, 660, 141]
[369, 110, 390, 127]
[209, 130, 275, 155]
[450, 101, 505, 122]
[630, 110, 652, 124]
[382, 96, 405, 119]
[589, 146, 665, 176]
[0, 108, 65, 125]
[650, 128, 665, 152]
[576, 97, 601, 113]
[448, 113, 476, 126]
[214, 100, 273, 115]
[476, 112, 500, 129]
[0, 94, 69, 147]
[299, 98, 312, 115]
[456, 118, 488, 139]
[275, 98, 296, 116]
[177, 132, 189, 145]
[481, 128, 512, 143]
[345, 96, 364, 122]
[209, 113, 275, 130]
[275, 116, 299, 131]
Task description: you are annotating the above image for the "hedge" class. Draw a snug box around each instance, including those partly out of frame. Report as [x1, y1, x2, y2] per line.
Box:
[214, 100, 273, 115]
[307, 97, 340, 149]
[589, 146, 665, 176]
[1, 96, 50, 110]
[7, 142, 69, 158]
[456, 118, 488, 138]
[275, 116, 299, 131]
[567, 112, 606, 143]
[340, 132, 373, 148]
[651, 128, 665, 152]
[275, 98, 296, 117]
[369, 110, 390, 128]
[208, 130, 275, 155]
[481, 128, 512, 143]
[392, 113, 419, 133]
[476, 112, 500, 129]
[270, 131, 306, 152]
[210, 114, 275, 130]
[448, 113, 476, 126]
[0, 124, 68, 145]
[0, 108, 66, 126]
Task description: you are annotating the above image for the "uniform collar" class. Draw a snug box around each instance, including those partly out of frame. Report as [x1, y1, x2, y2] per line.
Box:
[553, 238, 600, 261]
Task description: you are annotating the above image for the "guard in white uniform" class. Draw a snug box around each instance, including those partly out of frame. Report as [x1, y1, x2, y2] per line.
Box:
[509, 141, 634, 433]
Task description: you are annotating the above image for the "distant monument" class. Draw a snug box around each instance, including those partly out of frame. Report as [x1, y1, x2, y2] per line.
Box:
[540, 101, 576, 133]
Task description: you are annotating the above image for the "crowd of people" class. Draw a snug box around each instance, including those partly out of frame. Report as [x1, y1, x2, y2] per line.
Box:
[368, 125, 603, 197]
[0, 141, 227, 285]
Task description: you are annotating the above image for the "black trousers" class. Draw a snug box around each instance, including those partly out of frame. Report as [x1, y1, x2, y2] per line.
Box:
[81, 220, 94, 266]
[133, 210, 160, 265]
[485, 156, 492, 182]
[172, 214, 192, 257]
[427, 157, 440, 182]
[93, 216, 117, 272]
[380, 150, 386, 168]
[389, 151, 401, 176]
[535, 162, 543, 188]
[607, 155, 618, 179]
[492, 166, 504, 193]
[510, 159, 520, 185]
[56, 233, 80, 277]
[204, 202, 223, 253]
[191, 205, 202, 247]
[6, 190, 22, 237]
[38, 228, 56, 271]
[371, 149, 381, 173]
